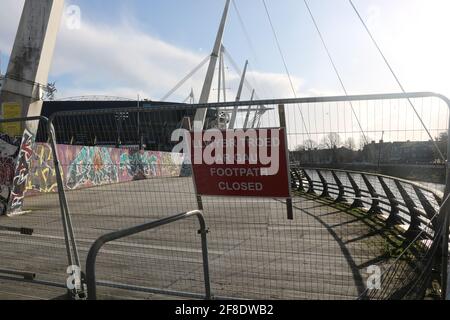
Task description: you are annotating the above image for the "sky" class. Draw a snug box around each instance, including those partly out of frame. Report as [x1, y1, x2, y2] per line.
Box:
[1, 0, 450, 102]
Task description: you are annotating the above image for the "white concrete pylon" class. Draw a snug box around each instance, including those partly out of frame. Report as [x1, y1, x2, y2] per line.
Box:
[193, 0, 231, 131]
[0, 0, 64, 215]
[0, 0, 65, 124]
[229, 60, 248, 129]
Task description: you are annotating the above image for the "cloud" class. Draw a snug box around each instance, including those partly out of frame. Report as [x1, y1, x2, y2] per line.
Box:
[52, 3, 306, 101]
[0, 0, 306, 101]
[0, 0, 307, 102]
[366, 5, 382, 31]
[52, 13, 206, 100]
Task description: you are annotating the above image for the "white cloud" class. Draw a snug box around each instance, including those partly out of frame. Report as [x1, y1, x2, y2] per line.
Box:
[0, 0, 305, 102]
[52, 15, 206, 100]
[366, 5, 382, 31]
[51, 3, 305, 101]
[358, 0, 450, 97]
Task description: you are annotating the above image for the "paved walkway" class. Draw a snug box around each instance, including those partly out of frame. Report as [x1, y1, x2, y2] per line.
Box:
[0, 178, 405, 300]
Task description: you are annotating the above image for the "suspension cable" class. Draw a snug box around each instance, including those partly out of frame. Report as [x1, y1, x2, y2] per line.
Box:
[303, 0, 369, 146]
[261, 0, 311, 140]
[232, 0, 275, 99]
[349, 0, 445, 161]
[160, 55, 210, 102]
[232, 0, 259, 65]
[223, 47, 272, 129]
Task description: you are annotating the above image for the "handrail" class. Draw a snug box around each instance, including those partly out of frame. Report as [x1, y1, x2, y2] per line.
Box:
[49, 91, 450, 119]
[292, 167, 443, 214]
[292, 167, 442, 239]
[440, 193, 450, 299]
[291, 166, 447, 299]
[293, 165, 444, 198]
[0, 115, 83, 298]
[85, 210, 211, 300]
[0, 116, 49, 124]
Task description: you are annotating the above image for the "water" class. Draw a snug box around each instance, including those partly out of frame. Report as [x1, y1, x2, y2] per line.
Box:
[412, 180, 445, 195]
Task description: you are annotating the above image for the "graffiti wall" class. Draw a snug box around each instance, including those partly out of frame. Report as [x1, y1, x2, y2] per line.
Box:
[25, 144, 185, 194]
[9, 129, 34, 213]
[60, 145, 119, 190]
[27, 143, 58, 194]
[0, 133, 20, 214]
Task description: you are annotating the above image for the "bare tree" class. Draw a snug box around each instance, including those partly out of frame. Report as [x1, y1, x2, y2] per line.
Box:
[322, 133, 341, 149]
[359, 134, 372, 150]
[295, 145, 306, 152]
[304, 139, 318, 150]
[435, 132, 448, 161]
[344, 137, 357, 150]
[438, 132, 448, 142]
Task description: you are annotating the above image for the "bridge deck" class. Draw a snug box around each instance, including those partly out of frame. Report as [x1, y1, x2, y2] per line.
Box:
[0, 177, 405, 300]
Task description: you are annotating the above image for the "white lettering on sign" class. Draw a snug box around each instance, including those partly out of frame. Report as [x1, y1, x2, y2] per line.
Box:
[218, 182, 264, 192]
[175, 128, 290, 198]
[171, 128, 280, 176]
[210, 168, 261, 177]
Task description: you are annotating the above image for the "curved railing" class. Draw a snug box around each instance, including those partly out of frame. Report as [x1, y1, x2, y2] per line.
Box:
[290, 166, 447, 300]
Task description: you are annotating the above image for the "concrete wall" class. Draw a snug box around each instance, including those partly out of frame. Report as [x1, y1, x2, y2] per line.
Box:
[0, 134, 21, 212]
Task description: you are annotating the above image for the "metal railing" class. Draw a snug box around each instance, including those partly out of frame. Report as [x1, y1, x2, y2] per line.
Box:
[46, 91, 450, 300]
[290, 166, 446, 299]
[0, 116, 82, 298]
[85, 210, 211, 300]
[442, 194, 450, 300]
[0, 91, 448, 300]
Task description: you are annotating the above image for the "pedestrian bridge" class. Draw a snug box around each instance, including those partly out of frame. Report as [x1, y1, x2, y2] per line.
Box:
[0, 92, 449, 300]
[0, 168, 445, 300]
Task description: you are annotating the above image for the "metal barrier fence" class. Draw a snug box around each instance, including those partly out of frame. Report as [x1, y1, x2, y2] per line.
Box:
[0, 92, 449, 300]
[0, 116, 81, 299]
[85, 210, 211, 300]
[291, 167, 445, 299]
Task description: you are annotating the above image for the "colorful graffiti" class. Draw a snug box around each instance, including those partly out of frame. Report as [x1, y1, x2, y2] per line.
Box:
[9, 129, 34, 214]
[119, 151, 159, 180]
[1, 141, 185, 213]
[62, 146, 118, 190]
[56, 145, 184, 191]
[0, 133, 20, 214]
[26, 143, 59, 194]
[161, 152, 185, 177]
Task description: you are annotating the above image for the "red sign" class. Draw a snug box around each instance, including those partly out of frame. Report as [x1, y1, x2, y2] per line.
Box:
[190, 128, 290, 198]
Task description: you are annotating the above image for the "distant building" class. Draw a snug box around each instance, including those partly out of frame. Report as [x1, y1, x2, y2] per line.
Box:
[291, 147, 359, 165]
[291, 140, 445, 166]
[362, 140, 440, 164]
[37, 100, 194, 151]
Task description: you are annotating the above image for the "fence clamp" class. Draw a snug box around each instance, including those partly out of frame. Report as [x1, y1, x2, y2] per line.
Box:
[198, 228, 210, 235]
[70, 271, 88, 301]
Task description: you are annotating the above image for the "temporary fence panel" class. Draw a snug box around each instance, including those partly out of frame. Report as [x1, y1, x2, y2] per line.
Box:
[1, 92, 448, 300]
[0, 117, 78, 299]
